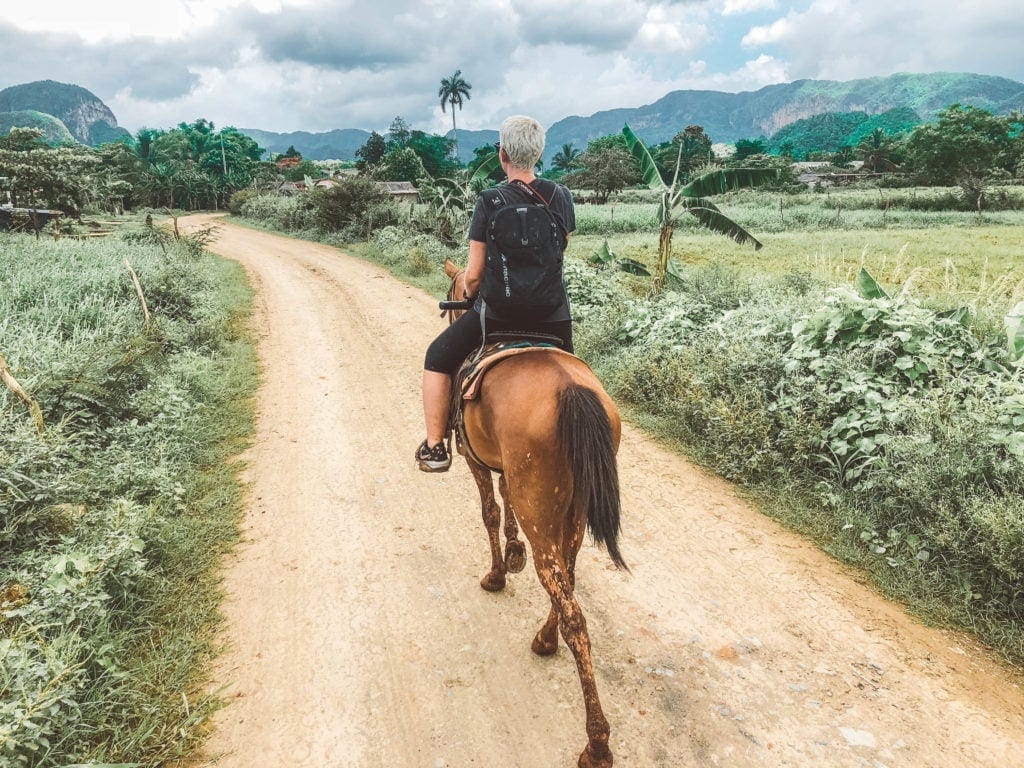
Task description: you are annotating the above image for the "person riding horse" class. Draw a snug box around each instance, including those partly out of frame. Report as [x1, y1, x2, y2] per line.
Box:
[417, 115, 576, 471]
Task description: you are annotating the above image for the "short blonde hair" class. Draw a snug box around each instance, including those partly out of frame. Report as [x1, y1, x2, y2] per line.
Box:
[499, 115, 545, 170]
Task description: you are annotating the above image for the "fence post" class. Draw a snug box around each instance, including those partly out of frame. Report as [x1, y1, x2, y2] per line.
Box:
[0, 352, 45, 433]
[124, 259, 153, 330]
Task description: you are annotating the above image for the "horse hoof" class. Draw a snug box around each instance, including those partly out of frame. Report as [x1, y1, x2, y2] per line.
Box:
[531, 631, 558, 656]
[504, 540, 527, 573]
[480, 572, 506, 592]
[578, 744, 613, 767]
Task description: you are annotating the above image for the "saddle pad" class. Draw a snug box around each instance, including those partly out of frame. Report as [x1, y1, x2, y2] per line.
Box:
[461, 346, 579, 401]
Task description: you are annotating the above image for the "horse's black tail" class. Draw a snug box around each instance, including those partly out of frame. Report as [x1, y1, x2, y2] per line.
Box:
[557, 385, 627, 571]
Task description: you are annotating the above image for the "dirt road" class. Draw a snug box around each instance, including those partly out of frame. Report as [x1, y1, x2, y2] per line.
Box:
[185, 215, 1024, 768]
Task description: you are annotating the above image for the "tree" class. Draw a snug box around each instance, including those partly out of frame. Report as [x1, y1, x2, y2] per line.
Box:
[906, 104, 1016, 203]
[0, 127, 101, 213]
[734, 138, 768, 161]
[551, 143, 581, 172]
[652, 125, 713, 182]
[622, 123, 778, 292]
[387, 117, 411, 150]
[380, 147, 427, 182]
[831, 145, 855, 167]
[282, 145, 301, 158]
[408, 130, 458, 178]
[561, 145, 638, 202]
[282, 159, 319, 182]
[438, 70, 471, 160]
[855, 128, 903, 172]
[355, 131, 387, 174]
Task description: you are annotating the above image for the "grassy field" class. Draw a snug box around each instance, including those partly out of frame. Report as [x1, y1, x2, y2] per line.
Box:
[572, 186, 1024, 307]
[0, 224, 257, 765]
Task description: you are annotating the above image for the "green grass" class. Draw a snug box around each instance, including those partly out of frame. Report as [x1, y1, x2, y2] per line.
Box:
[0, 225, 257, 765]
[575, 224, 1024, 304]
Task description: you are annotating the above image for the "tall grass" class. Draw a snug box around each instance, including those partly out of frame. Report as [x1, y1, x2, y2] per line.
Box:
[0, 228, 256, 765]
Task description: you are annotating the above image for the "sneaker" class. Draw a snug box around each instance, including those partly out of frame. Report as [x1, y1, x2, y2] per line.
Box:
[416, 439, 451, 472]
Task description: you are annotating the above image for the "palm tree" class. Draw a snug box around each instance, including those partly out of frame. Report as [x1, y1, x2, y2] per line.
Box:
[551, 143, 581, 172]
[438, 70, 472, 161]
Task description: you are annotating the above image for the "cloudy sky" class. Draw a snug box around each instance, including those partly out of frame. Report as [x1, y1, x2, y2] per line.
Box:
[3, 0, 1022, 135]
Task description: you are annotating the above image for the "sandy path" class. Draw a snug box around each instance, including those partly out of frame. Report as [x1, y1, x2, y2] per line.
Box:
[184, 215, 1024, 768]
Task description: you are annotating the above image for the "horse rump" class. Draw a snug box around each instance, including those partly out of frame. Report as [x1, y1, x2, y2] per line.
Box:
[557, 385, 627, 570]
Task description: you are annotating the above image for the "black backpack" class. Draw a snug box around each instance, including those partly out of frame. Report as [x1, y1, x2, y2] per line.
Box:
[479, 179, 567, 320]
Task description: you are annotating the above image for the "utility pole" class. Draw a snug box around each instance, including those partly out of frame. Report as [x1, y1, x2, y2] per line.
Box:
[220, 134, 228, 176]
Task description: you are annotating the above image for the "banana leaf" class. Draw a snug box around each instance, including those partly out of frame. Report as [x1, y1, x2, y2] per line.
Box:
[856, 268, 890, 300]
[470, 152, 501, 185]
[679, 167, 779, 197]
[1006, 301, 1024, 362]
[618, 258, 650, 276]
[589, 239, 616, 265]
[665, 258, 686, 290]
[680, 201, 763, 250]
[622, 124, 666, 191]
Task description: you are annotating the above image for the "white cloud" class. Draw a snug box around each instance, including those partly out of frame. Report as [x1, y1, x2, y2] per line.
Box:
[634, 5, 710, 53]
[722, 0, 777, 16]
[2, 0, 1023, 136]
[741, 16, 793, 47]
[738, 0, 1024, 83]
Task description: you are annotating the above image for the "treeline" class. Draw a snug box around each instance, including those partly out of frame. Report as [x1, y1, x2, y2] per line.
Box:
[3, 102, 1022, 225]
[0, 119, 269, 215]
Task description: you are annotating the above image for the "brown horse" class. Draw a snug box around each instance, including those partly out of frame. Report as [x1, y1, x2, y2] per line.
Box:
[442, 259, 625, 768]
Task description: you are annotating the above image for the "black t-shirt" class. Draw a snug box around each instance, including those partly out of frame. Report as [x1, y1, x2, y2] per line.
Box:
[468, 179, 575, 323]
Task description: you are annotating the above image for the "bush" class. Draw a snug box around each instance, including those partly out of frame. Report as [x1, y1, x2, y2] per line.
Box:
[313, 177, 388, 233]
[228, 188, 262, 216]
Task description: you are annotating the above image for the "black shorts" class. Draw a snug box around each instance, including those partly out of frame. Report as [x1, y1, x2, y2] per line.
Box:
[424, 309, 574, 374]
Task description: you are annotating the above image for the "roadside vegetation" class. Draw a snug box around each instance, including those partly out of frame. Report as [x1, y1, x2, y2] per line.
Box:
[0, 223, 257, 765]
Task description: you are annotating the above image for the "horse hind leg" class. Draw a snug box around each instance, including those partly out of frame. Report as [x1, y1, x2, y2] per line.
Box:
[534, 552, 613, 768]
[468, 459, 506, 592]
[531, 511, 585, 657]
[497, 474, 526, 574]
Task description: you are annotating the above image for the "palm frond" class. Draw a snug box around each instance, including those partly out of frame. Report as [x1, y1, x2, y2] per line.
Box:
[621, 124, 666, 191]
[679, 167, 779, 197]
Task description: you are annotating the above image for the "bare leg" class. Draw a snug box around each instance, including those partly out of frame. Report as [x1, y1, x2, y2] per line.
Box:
[533, 552, 613, 768]
[422, 369, 451, 446]
[468, 460, 506, 592]
[498, 475, 526, 573]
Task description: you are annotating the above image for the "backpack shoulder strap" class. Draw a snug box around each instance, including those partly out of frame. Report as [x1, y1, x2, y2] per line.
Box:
[481, 186, 508, 213]
[507, 179, 568, 242]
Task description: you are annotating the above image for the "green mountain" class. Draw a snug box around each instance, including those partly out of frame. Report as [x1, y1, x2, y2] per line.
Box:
[766, 107, 922, 158]
[0, 110, 76, 145]
[238, 127, 372, 160]
[542, 71, 1024, 161]
[0, 80, 130, 145]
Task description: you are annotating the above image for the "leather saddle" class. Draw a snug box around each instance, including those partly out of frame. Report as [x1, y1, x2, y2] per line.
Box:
[447, 332, 577, 472]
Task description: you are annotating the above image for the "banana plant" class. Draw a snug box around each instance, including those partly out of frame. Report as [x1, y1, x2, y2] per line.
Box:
[622, 123, 779, 291]
[420, 153, 503, 245]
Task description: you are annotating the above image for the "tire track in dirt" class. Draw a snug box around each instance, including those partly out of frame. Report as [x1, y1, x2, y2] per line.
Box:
[185, 215, 1024, 768]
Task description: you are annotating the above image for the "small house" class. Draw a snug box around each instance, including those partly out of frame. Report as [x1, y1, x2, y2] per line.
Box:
[378, 181, 420, 202]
